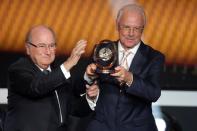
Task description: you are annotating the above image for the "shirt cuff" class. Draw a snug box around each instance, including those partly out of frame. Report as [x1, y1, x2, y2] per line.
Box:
[84, 72, 94, 85]
[60, 64, 71, 79]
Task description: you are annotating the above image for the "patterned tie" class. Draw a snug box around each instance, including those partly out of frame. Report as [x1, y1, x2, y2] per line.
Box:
[120, 51, 131, 70]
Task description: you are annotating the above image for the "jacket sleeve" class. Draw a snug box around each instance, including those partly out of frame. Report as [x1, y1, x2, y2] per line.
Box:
[126, 54, 165, 102]
[9, 66, 69, 98]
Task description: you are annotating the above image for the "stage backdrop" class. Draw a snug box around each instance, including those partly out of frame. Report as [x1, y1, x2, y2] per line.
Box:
[0, 0, 197, 65]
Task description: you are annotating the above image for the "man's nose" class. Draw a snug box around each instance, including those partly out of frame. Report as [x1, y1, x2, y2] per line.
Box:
[45, 47, 51, 54]
[128, 28, 134, 36]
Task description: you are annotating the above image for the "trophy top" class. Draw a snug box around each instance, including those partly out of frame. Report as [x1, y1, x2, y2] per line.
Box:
[93, 40, 117, 74]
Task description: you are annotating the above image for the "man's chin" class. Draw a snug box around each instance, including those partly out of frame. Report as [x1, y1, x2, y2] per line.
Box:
[40, 61, 53, 67]
[41, 58, 54, 63]
[124, 42, 136, 48]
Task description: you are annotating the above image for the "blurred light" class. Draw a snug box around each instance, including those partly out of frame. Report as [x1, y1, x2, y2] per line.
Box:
[155, 118, 167, 131]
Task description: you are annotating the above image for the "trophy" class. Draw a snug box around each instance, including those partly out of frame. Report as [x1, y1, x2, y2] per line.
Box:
[93, 40, 117, 74]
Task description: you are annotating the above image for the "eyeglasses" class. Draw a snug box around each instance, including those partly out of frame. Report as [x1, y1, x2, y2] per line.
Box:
[119, 25, 144, 33]
[28, 42, 56, 50]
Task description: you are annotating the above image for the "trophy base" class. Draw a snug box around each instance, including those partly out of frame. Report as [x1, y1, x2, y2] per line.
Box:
[96, 68, 114, 74]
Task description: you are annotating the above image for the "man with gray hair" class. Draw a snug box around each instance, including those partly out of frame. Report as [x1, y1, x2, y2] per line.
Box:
[85, 4, 165, 131]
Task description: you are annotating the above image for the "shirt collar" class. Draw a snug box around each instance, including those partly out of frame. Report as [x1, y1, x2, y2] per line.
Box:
[36, 65, 51, 72]
[118, 41, 141, 55]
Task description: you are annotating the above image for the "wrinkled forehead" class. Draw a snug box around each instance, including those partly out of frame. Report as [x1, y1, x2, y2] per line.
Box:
[26, 25, 56, 43]
[31, 28, 56, 43]
[118, 11, 145, 27]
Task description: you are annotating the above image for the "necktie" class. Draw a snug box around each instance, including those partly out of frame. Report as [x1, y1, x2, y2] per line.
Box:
[43, 70, 50, 75]
[120, 51, 131, 70]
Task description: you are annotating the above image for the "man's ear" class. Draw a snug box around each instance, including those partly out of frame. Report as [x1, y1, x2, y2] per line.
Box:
[116, 21, 119, 31]
[25, 43, 30, 55]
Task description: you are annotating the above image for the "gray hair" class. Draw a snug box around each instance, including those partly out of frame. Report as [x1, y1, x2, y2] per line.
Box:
[116, 4, 146, 26]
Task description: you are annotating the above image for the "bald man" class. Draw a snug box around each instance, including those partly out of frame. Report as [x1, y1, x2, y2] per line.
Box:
[4, 25, 88, 131]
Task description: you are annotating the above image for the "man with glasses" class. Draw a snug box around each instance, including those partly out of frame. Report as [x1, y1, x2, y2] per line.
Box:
[4, 25, 93, 131]
[85, 4, 165, 131]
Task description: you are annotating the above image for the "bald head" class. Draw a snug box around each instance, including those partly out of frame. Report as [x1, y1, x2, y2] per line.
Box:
[25, 25, 56, 44]
[25, 25, 56, 69]
[116, 4, 146, 27]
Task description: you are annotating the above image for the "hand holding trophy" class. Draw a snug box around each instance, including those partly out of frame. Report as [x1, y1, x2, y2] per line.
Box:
[93, 40, 117, 74]
[85, 40, 118, 85]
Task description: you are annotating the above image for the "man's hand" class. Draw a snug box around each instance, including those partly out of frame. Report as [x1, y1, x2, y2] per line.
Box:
[86, 63, 98, 80]
[63, 40, 87, 71]
[110, 66, 133, 86]
[86, 82, 99, 101]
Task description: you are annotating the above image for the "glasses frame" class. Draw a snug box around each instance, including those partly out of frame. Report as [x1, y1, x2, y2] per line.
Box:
[119, 25, 144, 34]
[27, 42, 56, 50]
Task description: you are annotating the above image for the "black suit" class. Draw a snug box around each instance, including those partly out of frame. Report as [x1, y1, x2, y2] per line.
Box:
[4, 56, 87, 131]
[86, 41, 165, 131]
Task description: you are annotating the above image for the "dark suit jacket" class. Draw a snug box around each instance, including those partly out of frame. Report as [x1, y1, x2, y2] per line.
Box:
[4, 56, 88, 131]
[86, 41, 165, 131]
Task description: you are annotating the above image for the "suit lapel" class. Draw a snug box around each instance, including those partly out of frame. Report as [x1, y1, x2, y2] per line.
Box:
[129, 42, 148, 75]
[26, 56, 43, 73]
[114, 41, 148, 75]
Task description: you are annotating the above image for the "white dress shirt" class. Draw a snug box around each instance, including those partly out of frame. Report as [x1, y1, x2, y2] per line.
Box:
[118, 41, 140, 68]
[36, 64, 71, 79]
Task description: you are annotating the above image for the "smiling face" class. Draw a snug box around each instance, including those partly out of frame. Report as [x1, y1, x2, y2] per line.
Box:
[25, 26, 56, 69]
[116, 5, 146, 50]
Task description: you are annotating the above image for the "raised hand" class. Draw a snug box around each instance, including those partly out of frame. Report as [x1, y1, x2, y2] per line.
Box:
[86, 82, 99, 100]
[63, 40, 87, 71]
